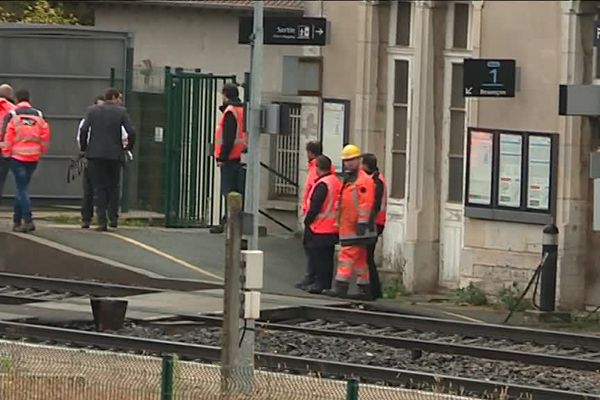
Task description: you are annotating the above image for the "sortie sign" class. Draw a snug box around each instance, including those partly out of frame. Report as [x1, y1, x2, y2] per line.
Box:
[239, 16, 327, 46]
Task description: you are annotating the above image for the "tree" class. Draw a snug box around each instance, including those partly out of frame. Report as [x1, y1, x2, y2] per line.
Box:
[0, 0, 79, 25]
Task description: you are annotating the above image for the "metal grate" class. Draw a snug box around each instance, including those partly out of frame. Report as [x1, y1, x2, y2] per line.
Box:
[271, 103, 301, 198]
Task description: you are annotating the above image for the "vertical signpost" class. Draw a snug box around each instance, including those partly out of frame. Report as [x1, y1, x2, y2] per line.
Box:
[223, 6, 329, 393]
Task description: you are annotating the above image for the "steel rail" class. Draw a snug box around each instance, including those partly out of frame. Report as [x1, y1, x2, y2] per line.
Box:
[0, 272, 162, 297]
[0, 320, 594, 400]
[148, 314, 600, 372]
[267, 306, 600, 350]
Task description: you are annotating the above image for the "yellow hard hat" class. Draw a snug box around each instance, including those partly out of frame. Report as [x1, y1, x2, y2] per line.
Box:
[341, 144, 362, 160]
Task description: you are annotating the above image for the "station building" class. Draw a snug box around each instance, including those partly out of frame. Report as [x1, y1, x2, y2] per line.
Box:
[92, 0, 600, 309]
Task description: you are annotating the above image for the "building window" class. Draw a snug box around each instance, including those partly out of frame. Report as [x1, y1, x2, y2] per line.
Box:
[395, 1, 412, 46]
[391, 59, 409, 199]
[448, 62, 465, 203]
[452, 2, 470, 50]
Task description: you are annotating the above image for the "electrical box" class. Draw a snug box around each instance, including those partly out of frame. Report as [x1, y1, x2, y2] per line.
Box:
[263, 103, 291, 135]
[241, 250, 263, 290]
[243, 290, 261, 320]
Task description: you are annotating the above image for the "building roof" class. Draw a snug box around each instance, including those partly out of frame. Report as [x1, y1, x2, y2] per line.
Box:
[92, 0, 304, 13]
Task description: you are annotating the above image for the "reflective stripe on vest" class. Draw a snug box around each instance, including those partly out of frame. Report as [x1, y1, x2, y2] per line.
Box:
[214, 105, 247, 160]
[376, 174, 387, 227]
[307, 174, 341, 234]
[9, 111, 45, 157]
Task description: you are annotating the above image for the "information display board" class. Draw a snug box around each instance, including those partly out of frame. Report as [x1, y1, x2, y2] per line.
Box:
[467, 130, 493, 205]
[527, 136, 552, 210]
[465, 127, 558, 225]
[498, 134, 523, 208]
[320, 99, 350, 172]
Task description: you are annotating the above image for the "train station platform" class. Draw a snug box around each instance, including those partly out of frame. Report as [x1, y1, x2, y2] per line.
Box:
[0, 215, 306, 297]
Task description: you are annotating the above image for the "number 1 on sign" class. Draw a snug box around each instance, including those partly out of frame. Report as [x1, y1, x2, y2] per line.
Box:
[489, 68, 498, 84]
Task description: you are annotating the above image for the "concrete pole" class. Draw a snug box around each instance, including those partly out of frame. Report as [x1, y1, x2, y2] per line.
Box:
[221, 192, 242, 392]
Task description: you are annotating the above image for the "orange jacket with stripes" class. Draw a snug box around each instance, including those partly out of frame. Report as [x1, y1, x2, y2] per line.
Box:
[338, 169, 376, 245]
[306, 173, 342, 235]
[1, 102, 50, 163]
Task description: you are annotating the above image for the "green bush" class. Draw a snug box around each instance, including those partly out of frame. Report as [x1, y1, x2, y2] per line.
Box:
[455, 282, 488, 306]
[497, 282, 529, 311]
[382, 278, 408, 299]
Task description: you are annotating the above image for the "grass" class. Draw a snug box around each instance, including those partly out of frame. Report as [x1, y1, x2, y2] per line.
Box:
[41, 214, 162, 227]
[454, 282, 488, 306]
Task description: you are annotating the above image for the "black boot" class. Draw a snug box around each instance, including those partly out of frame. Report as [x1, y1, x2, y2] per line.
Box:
[323, 281, 349, 298]
[351, 284, 374, 301]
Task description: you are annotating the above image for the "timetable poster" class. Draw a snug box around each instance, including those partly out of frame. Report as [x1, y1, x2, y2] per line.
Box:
[498, 133, 523, 208]
[322, 101, 346, 172]
[468, 130, 493, 205]
[527, 136, 551, 210]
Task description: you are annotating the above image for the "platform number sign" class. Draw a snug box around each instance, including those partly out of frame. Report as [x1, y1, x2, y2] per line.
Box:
[463, 59, 516, 98]
[595, 20, 600, 47]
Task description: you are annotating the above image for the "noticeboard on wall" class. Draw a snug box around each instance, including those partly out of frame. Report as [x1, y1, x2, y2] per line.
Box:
[320, 98, 350, 172]
[465, 127, 558, 225]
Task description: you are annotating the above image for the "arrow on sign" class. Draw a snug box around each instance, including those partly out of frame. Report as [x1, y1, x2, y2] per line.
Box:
[465, 87, 473, 95]
[315, 28, 324, 36]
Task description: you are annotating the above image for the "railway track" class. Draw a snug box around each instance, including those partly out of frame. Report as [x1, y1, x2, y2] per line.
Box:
[0, 320, 596, 400]
[0, 272, 162, 303]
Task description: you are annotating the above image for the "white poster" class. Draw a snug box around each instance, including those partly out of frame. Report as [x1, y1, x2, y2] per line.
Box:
[527, 136, 551, 210]
[322, 101, 346, 172]
[498, 133, 523, 208]
[468, 131, 493, 205]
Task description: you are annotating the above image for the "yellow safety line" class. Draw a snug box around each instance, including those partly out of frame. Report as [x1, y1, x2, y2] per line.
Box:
[106, 232, 223, 281]
[439, 310, 485, 323]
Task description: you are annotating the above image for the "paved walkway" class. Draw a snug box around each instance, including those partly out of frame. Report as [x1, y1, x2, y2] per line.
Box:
[6, 219, 307, 296]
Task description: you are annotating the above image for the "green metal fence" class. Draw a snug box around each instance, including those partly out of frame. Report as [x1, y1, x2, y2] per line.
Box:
[163, 67, 237, 228]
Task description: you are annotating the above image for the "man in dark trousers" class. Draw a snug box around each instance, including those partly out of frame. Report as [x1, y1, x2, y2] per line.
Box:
[79, 88, 135, 232]
[77, 95, 104, 228]
[303, 155, 341, 293]
[0, 84, 16, 206]
[362, 153, 387, 299]
[210, 83, 246, 234]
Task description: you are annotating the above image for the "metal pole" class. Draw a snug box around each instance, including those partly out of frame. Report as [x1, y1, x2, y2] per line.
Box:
[221, 192, 243, 392]
[346, 379, 359, 400]
[237, 0, 263, 386]
[245, 0, 263, 250]
[161, 354, 174, 400]
[540, 224, 559, 312]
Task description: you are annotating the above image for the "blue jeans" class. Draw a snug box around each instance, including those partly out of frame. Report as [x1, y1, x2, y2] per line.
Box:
[10, 159, 37, 223]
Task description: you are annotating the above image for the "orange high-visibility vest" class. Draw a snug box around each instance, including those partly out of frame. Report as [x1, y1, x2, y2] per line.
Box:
[302, 158, 336, 216]
[375, 173, 387, 228]
[338, 169, 376, 245]
[214, 105, 247, 161]
[306, 173, 342, 235]
[2, 107, 50, 163]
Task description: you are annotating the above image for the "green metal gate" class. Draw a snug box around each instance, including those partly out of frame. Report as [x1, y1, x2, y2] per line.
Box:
[164, 67, 237, 227]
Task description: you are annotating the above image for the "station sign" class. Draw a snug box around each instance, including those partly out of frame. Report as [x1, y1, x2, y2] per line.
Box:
[463, 59, 516, 98]
[239, 16, 327, 46]
[594, 20, 600, 47]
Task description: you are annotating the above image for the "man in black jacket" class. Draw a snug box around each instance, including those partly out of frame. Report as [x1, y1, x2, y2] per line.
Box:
[79, 88, 135, 231]
[77, 95, 105, 229]
[303, 155, 340, 294]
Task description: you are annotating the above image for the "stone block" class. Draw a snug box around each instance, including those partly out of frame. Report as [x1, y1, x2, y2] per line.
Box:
[473, 264, 493, 278]
[492, 266, 512, 281]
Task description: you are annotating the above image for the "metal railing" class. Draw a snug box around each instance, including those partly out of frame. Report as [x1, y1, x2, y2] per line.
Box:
[271, 103, 301, 198]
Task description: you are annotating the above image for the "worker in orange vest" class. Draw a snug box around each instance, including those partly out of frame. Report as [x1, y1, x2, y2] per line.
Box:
[296, 140, 336, 290]
[2, 89, 51, 233]
[362, 153, 387, 299]
[324, 144, 376, 300]
[211, 83, 247, 234]
[302, 155, 342, 293]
